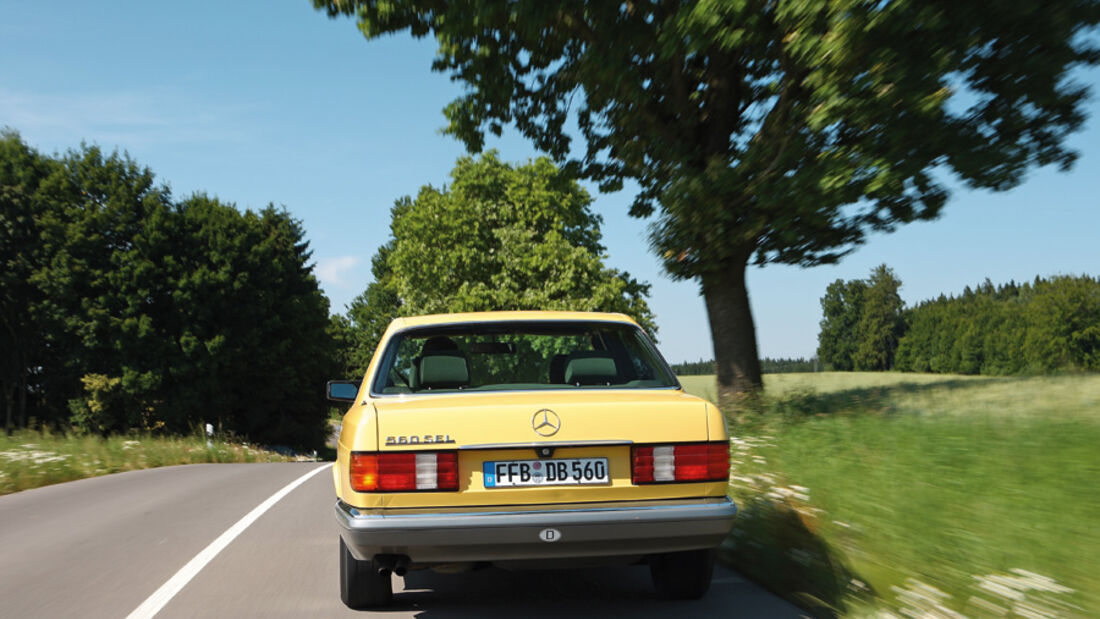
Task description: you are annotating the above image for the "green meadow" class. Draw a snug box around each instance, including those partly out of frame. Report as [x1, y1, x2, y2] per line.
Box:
[680, 372, 1100, 618]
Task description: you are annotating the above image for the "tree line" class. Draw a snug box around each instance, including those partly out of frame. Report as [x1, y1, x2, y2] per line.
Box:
[671, 358, 818, 376]
[818, 265, 1100, 375]
[0, 131, 335, 448]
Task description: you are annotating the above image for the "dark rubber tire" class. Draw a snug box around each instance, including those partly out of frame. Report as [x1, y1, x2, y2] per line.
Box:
[339, 537, 393, 609]
[649, 548, 715, 600]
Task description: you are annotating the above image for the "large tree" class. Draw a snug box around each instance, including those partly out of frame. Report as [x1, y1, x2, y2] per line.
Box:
[342, 152, 656, 372]
[852, 264, 905, 371]
[817, 264, 905, 371]
[2, 135, 335, 448]
[0, 131, 56, 433]
[817, 276, 866, 371]
[315, 0, 1099, 408]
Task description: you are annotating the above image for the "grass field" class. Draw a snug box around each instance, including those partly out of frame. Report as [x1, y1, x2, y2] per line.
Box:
[0, 431, 294, 496]
[680, 372, 1100, 618]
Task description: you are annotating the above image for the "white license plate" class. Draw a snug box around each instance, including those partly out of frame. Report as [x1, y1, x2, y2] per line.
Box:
[483, 458, 609, 488]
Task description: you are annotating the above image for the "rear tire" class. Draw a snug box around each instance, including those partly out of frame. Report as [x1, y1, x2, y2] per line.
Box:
[339, 537, 393, 609]
[649, 549, 714, 599]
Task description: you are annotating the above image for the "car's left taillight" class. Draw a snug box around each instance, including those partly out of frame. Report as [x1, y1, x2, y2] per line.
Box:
[350, 451, 459, 492]
[631, 442, 729, 484]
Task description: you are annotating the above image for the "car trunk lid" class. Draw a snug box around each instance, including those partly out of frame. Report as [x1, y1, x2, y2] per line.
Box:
[367, 389, 718, 508]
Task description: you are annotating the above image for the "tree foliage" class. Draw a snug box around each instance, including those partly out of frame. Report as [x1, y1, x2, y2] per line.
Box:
[0, 131, 334, 448]
[818, 269, 1100, 375]
[671, 357, 817, 375]
[818, 264, 904, 371]
[817, 277, 867, 371]
[315, 0, 1099, 408]
[0, 129, 57, 433]
[340, 241, 403, 376]
[341, 152, 656, 374]
[852, 265, 906, 371]
[895, 275, 1100, 374]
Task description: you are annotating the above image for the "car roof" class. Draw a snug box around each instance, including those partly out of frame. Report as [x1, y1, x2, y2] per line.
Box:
[390, 310, 638, 329]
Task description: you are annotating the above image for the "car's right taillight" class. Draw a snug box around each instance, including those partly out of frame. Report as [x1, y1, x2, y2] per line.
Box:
[350, 451, 459, 492]
[631, 442, 729, 484]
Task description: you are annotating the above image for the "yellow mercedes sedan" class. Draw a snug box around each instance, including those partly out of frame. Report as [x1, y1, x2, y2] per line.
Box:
[326, 311, 736, 609]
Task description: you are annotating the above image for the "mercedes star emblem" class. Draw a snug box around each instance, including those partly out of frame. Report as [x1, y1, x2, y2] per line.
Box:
[532, 409, 561, 437]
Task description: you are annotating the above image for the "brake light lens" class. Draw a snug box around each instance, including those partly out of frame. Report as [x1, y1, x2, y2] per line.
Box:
[350, 451, 459, 492]
[632, 442, 729, 484]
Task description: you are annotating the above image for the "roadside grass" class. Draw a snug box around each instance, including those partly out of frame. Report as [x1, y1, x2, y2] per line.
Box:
[678, 371, 991, 404]
[0, 430, 294, 496]
[680, 372, 1100, 618]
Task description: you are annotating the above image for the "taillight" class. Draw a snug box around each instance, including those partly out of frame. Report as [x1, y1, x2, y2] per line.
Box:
[350, 451, 459, 492]
[631, 442, 728, 484]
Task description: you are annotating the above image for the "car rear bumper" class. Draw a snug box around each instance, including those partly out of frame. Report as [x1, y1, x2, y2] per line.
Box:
[335, 497, 737, 564]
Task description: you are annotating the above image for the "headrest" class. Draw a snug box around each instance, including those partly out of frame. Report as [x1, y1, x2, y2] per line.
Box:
[564, 353, 617, 385]
[419, 353, 469, 389]
[422, 336, 459, 353]
[549, 354, 569, 384]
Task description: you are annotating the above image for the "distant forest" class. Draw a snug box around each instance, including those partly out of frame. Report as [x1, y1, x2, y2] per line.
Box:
[818, 267, 1100, 375]
[895, 276, 1100, 374]
[672, 357, 817, 375]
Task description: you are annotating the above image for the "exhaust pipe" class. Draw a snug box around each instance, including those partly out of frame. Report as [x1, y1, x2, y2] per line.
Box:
[373, 554, 411, 576]
[374, 555, 394, 576]
[393, 555, 410, 576]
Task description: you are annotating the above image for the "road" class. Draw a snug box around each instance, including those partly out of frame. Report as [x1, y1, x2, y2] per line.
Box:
[0, 463, 807, 618]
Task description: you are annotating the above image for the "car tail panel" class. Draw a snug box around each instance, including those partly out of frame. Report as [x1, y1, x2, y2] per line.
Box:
[342, 390, 729, 509]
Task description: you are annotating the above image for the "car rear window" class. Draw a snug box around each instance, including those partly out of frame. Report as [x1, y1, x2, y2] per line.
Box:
[371, 321, 678, 395]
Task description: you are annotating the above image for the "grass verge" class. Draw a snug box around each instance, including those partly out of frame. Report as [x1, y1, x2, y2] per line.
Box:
[680, 372, 1100, 618]
[0, 430, 295, 496]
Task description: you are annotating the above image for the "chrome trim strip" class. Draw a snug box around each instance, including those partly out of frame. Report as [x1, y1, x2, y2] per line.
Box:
[338, 497, 733, 520]
[335, 497, 737, 563]
[369, 385, 684, 399]
[458, 439, 633, 450]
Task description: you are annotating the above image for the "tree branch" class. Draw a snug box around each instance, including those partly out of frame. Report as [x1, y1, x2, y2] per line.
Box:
[749, 44, 803, 185]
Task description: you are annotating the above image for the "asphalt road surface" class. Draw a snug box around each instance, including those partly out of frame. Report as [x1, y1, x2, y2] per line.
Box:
[0, 462, 807, 618]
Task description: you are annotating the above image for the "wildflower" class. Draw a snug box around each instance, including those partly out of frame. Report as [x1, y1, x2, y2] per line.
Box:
[970, 569, 1076, 619]
[890, 578, 965, 619]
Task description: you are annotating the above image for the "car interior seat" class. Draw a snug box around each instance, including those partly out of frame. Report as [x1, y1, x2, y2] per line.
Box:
[563, 351, 619, 386]
[549, 354, 569, 384]
[416, 336, 469, 390]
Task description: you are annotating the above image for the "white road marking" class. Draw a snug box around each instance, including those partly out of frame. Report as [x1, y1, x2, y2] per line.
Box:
[126, 463, 332, 619]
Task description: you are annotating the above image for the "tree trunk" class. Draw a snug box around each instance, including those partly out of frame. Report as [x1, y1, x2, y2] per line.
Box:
[3, 383, 12, 436]
[701, 257, 764, 412]
[18, 372, 27, 429]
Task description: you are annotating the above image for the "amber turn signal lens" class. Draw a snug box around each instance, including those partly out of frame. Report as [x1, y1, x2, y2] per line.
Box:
[349, 453, 380, 492]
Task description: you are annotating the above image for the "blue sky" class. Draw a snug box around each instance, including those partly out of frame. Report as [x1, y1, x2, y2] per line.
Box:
[3, 1, 1098, 364]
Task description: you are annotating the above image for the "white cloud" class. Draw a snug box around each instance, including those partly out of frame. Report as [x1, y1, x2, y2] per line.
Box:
[0, 88, 252, 150]
[315, 256, 361, 288]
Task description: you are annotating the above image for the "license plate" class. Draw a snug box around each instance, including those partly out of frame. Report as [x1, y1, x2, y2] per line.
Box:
[483, 458, 610, 488]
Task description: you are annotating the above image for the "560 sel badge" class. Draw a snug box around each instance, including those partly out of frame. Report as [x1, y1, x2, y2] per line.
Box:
[385, 434, 456, 445]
